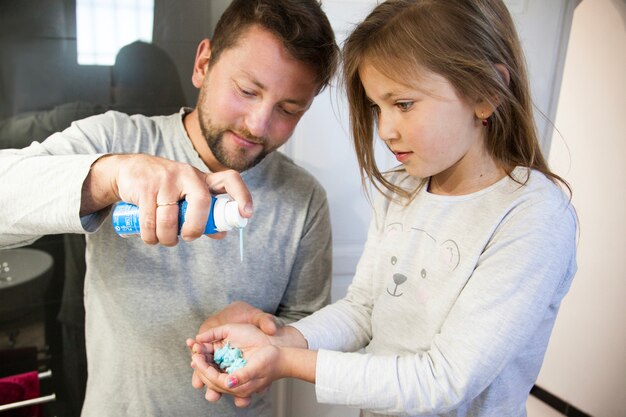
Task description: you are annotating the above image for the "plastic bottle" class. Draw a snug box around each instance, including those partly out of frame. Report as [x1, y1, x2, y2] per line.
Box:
[111, 195, 248, 237]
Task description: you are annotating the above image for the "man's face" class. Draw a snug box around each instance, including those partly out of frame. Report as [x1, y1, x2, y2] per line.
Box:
[196, 26, 319, 172]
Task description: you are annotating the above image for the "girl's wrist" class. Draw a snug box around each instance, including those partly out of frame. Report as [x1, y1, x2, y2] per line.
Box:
[277, 346, 317, 383]
[270, 325, 308, 349]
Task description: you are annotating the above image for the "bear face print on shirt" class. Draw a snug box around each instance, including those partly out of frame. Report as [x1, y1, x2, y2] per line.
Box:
[366, 222, 464, 354]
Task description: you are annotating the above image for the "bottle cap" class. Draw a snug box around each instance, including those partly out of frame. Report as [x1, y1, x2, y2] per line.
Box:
[214, 197, 248, 231]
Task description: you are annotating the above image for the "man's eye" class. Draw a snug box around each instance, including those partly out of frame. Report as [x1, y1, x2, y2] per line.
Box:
[236, 85, 255, 97]
[280, 107, 298, 116]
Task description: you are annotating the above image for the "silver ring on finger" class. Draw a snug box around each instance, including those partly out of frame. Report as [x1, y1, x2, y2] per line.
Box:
[156, 201, 179, 207]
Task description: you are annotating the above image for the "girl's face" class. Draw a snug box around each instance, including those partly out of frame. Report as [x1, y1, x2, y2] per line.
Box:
[359, 63, 498, 194]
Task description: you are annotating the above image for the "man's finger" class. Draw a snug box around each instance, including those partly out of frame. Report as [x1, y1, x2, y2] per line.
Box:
[191, 370, 205, 389]
[252, 312, 278, 335]
[204, 387, 222, 402]
[205, 170, 253, 218]
[233, 396, 252, 408]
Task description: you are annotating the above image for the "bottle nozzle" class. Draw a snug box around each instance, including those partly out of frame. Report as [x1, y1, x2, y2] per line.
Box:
[225, 200, 248, 229]
[213, 197, 248, 231]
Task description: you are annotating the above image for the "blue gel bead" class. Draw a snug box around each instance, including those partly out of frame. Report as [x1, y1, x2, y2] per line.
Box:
[213, 342, 247, 374]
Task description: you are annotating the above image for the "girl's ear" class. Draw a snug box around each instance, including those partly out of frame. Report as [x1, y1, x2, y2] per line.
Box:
[191, 39, 212, 89]
[474, 98, 497, 120]
[475, 101, 495, 120]
[474, 63, 511, 119]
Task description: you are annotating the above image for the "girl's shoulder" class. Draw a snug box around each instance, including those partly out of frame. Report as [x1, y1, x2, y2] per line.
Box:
[505, 167, 572, 208]
[499, 167, 577, 234]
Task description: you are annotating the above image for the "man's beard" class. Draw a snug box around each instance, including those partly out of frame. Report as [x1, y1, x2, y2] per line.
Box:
[198, 110, 271, 172]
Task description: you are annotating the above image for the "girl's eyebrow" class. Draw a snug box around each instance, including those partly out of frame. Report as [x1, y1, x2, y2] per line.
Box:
[369, 90, 412, 103]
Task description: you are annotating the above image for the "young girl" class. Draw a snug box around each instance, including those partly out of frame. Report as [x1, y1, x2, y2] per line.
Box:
[189, 0, 578, 415]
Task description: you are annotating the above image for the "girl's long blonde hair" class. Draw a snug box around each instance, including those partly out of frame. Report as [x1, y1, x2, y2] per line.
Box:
[342, 0, 570, 200]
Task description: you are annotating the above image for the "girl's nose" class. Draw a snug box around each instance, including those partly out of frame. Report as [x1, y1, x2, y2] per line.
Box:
[377, 111, 398, 142]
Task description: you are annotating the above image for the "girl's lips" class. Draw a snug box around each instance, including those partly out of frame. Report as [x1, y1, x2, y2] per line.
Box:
[394, 151, 412, 163]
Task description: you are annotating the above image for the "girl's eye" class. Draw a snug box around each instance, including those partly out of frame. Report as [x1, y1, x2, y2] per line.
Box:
[396, 101, 413, 112]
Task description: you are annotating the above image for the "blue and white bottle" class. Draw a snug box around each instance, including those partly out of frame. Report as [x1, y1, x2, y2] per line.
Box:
[111, 195, 248, 237]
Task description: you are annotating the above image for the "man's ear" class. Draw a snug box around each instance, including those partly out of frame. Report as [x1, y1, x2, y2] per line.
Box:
[191, 39, 212, 89]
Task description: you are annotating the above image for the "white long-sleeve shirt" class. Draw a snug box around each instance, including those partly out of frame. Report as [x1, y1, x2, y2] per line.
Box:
[292, 167, 577, 417]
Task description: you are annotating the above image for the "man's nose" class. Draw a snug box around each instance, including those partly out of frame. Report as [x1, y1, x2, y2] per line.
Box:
[245, 103, 273, 139]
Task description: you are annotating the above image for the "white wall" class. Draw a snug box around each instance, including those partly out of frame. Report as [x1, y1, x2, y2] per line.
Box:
[543, 1, 626, 416]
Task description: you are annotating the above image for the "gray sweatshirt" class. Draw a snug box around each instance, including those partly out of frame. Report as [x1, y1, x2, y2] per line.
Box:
[292, 168, 577, 417]
[0, 109, 332, 417]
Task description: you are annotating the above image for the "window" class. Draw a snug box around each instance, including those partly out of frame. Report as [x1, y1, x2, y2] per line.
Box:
[76, 0, 154, 65]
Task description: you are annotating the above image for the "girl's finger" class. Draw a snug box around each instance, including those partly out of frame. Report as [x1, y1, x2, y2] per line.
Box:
[195, 324, 230, 343]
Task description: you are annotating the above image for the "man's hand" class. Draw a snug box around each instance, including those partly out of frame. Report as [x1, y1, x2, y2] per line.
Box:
[198, 301, 278, 335]
[80, 154, 253, 246]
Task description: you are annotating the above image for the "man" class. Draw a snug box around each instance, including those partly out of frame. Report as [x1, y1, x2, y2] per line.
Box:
[0, 1, 339, 416]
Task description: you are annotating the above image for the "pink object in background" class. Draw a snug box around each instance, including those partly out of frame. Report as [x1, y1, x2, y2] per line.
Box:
[0, 371, 41, 417]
